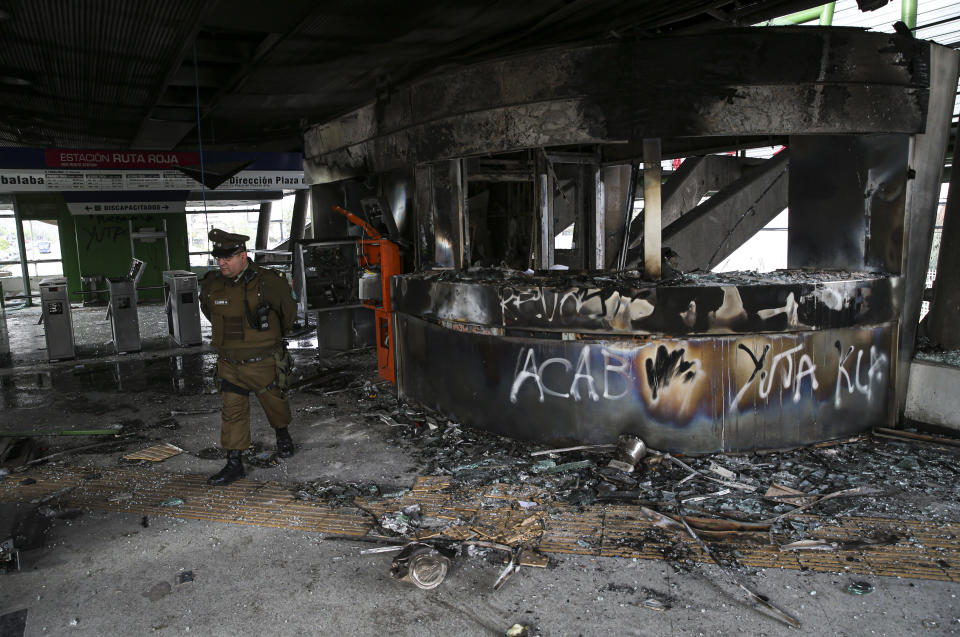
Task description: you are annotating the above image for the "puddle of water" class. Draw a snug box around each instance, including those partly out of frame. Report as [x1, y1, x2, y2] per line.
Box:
[0, 372, 53, 409]
[0, 351, 220, 409]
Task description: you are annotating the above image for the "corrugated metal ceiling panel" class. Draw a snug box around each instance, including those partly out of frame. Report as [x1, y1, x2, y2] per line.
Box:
[0, 0, 208, 147]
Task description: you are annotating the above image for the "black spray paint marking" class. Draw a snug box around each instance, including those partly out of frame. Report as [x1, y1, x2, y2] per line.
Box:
[738, 343, 770, 383]
[644, 345, 696, 400]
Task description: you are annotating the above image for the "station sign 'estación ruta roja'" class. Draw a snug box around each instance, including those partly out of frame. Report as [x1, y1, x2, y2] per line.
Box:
[0, 147, 306, 193]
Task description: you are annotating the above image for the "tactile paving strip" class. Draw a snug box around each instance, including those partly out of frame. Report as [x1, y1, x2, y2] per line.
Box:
[1, 466, 957, 582]
[1, 466, 370, 536]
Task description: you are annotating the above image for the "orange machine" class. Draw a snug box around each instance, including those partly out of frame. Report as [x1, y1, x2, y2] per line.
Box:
[332, 205, 402, 383]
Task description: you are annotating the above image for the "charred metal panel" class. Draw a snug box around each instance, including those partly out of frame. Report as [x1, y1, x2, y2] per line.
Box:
[392, 272, 895, 337]
[395, 314, 894, 453]
[304, 28, 929, 181]
[536, 168, 555, 270]
[787, 135, 908, 271]
[601, 165, 633, 269]
[414, 165, 436, 270]
[382, 171, 414, 238]
[421, 160, 466, 269]
[391, 277, 502, 327]
[309, 183, 348, 240]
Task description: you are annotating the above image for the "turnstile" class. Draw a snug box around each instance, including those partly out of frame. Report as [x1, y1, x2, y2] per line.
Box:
[39, 277, 75, 360]
[163, 270, 201, 346]
[106, 259, 145, 354]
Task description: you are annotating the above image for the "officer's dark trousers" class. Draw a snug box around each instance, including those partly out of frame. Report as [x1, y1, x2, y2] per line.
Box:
[217, 357, 291, 450]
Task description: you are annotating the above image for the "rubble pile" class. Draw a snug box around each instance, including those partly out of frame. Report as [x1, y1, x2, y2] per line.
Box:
[289, 359, 959, 619]
[368, 396, 960, 533]
[417, 265, 880, 288]
[301, 351, 960, 540]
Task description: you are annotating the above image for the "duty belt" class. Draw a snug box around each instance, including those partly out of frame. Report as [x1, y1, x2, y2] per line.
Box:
[219, 350, 279, 365]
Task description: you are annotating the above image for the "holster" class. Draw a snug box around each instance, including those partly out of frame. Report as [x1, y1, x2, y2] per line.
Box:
[219, 377, 251, 396]
[273, 348, 293, 392]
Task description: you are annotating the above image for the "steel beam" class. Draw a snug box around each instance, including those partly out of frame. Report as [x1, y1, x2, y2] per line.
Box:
[661, 156, 762, 230]
[627, 154, 760, 253]
[626, 153, 788, 272]
[661, 153, 788, 272]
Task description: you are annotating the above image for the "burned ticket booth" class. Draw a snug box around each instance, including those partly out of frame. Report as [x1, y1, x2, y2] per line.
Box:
[304, 28, 959, 454]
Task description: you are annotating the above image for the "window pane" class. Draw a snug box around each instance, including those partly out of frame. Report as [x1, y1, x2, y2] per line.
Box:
[186, 208, 262, 267]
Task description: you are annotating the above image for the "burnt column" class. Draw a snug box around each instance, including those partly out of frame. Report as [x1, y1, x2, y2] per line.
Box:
[643, 138, 662, 280]
[926, 139, 960, 347]
[895, 46, 960, 416]
[255, 202, 272, 250]
[289, 189, 309, 242]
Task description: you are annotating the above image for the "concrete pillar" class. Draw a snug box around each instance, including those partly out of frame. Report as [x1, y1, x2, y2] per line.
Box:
[255, 202, 272, 250]
[895, 45, 960, 419]
[289, 189, 309, 242]
[926, 139, 960, 347]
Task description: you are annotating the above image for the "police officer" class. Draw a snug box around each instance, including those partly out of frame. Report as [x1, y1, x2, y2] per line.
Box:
[200, 229, 298, 486]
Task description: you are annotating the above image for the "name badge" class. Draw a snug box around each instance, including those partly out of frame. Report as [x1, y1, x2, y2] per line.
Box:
[214, 299, 229, 305]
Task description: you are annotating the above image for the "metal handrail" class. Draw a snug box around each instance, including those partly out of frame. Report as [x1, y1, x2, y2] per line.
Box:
[0, 258, 63, 266]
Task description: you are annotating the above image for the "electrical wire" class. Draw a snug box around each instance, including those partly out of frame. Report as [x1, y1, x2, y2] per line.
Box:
[192, 43, 210, 259]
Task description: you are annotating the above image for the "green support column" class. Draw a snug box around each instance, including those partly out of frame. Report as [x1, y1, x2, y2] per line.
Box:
[765, 2, 835, 26]
[819, 2, 835, 25]
[901, 0, 918, 30]
[12, 200, 31, 306]
[768, 6, 823, 25]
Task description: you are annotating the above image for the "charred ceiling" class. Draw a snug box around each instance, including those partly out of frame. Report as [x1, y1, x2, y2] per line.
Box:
[0, 0, 831, 152]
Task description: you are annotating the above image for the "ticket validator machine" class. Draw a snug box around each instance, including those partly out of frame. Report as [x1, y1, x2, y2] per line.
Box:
[106, 258, 145, 353]
[162, 270, 201, 346]
[39, 277, 76, 360]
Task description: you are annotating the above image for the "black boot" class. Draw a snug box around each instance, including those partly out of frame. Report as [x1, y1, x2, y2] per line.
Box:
[207, 450, 245, 486]
[276, 427, 295, 458]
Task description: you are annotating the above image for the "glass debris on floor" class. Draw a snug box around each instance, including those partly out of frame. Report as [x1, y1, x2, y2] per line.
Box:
[292, 355, 960, 616]
[846, 581, 875, 595]
[2, 342, 957, 630]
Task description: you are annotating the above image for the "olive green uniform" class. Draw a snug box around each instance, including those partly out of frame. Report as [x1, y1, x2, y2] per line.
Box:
[200, 261, 297, 450]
